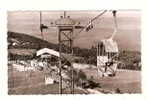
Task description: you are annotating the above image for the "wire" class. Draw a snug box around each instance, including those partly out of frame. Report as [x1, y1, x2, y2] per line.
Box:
[72, 10, 107, 40]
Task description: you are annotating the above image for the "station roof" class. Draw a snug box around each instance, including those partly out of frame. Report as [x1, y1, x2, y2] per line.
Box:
[36, 48, 59, 57]
[55, 18, 76, 26]
[36, 48, 83, 62]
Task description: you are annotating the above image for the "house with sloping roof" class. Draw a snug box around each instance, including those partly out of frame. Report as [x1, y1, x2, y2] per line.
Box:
[36, 48, 59, 58]
[36, 48, 71, 67]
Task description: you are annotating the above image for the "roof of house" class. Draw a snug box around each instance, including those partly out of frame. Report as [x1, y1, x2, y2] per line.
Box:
[36, 48, 84, 62]
[36, 48, 60, 57]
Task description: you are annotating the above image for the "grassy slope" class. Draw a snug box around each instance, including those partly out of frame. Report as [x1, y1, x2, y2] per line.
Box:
[8, 67, 85, 94]
[8, 31, 59, 50]
[83, 68, 141, 93]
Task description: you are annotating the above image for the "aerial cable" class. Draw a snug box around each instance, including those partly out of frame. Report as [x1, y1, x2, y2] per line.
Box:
[73, 10, 107, 40]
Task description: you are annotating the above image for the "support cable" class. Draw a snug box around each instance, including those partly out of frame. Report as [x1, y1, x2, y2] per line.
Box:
[73, 10, 107, 40]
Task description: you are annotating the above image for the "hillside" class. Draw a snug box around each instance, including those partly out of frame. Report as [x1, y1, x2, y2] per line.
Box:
[8, 31, 59, 50]
[8, 31, 89, 56]
[8, 32, 85, 55]
[118, 50, 141, 70]
[8, 31, 141, 70]
[8, 32, 86, 61]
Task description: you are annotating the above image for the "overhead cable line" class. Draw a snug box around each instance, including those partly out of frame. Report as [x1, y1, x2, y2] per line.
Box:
[73, 10, 107, 40]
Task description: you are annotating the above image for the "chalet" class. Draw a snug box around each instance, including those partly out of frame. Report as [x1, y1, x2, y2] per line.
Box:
[36, 48, 59, 58]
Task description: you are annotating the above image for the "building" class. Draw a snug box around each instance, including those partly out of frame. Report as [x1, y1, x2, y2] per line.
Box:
[36, 48, 60, 58]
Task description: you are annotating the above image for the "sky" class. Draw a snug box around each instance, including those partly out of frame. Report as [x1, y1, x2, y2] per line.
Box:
[7, 10, 141, 51]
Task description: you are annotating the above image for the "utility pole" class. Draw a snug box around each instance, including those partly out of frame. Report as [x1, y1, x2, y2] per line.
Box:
[40, 11, 48, 40]
[40, 11, 44, 40]
[58, 29, 62, 94]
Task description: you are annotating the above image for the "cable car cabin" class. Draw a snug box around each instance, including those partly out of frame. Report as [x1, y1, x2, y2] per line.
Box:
[97, 39, 119, 77]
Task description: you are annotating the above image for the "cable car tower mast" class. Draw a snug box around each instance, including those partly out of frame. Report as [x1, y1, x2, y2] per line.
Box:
[39, 11, 84, 94]
[57, 11, 75, 94]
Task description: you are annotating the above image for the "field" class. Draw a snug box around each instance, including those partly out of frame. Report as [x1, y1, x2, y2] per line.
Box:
[8, 64, 86, 94]
[8, 49, 36, 56]
[8, 62, 141, 94]
[83, 68, 141, 93]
